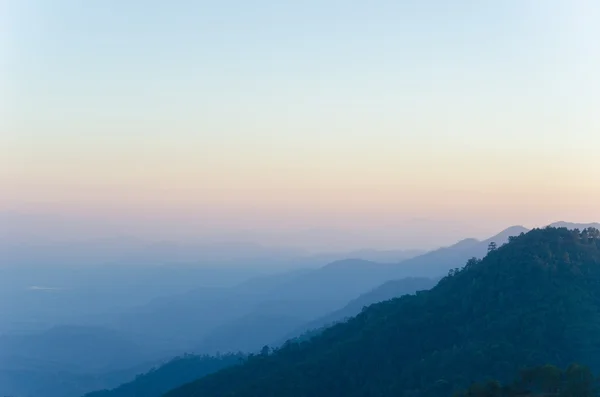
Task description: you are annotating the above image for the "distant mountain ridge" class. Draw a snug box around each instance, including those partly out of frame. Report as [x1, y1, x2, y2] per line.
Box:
[389, 223, 598, 278]
[107, 224, 552, 354]
[389, 225, 530, 278]
[0, 325, 152, 373]
[280, 277, 439, 344]
[0, 325, 166, 397]
[549, 221, 600, 230]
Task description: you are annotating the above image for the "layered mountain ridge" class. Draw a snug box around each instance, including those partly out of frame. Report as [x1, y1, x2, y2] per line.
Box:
[164, 226, 600, 397]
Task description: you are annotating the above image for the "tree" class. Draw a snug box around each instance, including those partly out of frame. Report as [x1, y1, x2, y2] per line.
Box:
[487, 242, 497, 253]
[537, 364, 562, 394]
[564, 363, 596, 397]
[260, 345, 270, 356]
[458, 364, 598, 397]
[586, 228, 600, 241]
[464, 257, 480, 270]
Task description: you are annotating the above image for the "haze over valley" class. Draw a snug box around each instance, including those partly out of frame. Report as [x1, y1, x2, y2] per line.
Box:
[2, 222, 599, 396]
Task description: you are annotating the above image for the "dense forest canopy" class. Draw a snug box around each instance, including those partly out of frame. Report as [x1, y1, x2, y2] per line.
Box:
[162, 227, 600, 397]
[454, 363, 599, 397]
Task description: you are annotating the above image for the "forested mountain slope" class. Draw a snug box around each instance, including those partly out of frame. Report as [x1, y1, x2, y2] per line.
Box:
[391, 225, 529, 277]
[282, 276, 438, 343]
[455, 363, 599, 397]
[83, 354, 244, 397]
[165, 227, 600, 397]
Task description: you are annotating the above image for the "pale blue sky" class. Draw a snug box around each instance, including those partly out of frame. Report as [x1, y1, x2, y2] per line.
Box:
[2, 0, 599, 249]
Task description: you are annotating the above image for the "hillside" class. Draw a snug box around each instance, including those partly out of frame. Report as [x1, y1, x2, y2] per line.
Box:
[197, 313, 305, 354]
[82, 354, 244, 397]
[191, 227, 534, 353]
[112, 227, 526, 354]
[0, 325, 152, 373]
[107, 226, 535, 354]
[112, 259, 403, 352]
[0, 364, 152, 397]
[389, 223, 597, 279]
[0, 325, 163, 397]
[455, 363, 599, 397]
[164, 227, 600, 397]
[283, 276, 438, 343]
[550, 221, 600, 230]
[391, 225, 529, 278]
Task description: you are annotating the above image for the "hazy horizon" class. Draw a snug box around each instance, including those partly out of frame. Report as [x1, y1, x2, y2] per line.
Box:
[3, 0, 599, 251]
[2, 209, 597, 253]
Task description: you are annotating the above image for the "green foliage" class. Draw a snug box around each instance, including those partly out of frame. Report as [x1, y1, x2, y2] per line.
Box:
[82, 353, 244, 397]
[163, 227, 600, 397]
[455, 363, 600, 397]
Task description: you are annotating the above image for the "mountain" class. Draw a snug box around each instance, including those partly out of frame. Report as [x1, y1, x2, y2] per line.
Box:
[112, 259, 403, 351]
[0, 326, 164, 397]
[549, 221, 600, 230]
[454, 363, 600, 397]
[0, 325, 152, 373]
[82, 354, 244, 397]
[185, 261, 409, 354]
[390, 225, 530, 277]
[197, 227, 537, 352]
[0, 262, 267, 335]
[92, 224, 570, 354]
[110, 228, 529, 353]
[163, 227, 600, 397]
[307, 248, 426, 265]
[0, 362, 157, 397]
[282, 277, 439, 343]
[265, 258, 401, 304]
[196, 313, 306, 354]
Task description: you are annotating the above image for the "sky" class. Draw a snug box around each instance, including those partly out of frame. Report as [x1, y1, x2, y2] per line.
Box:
[1, 0, 599, 250]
